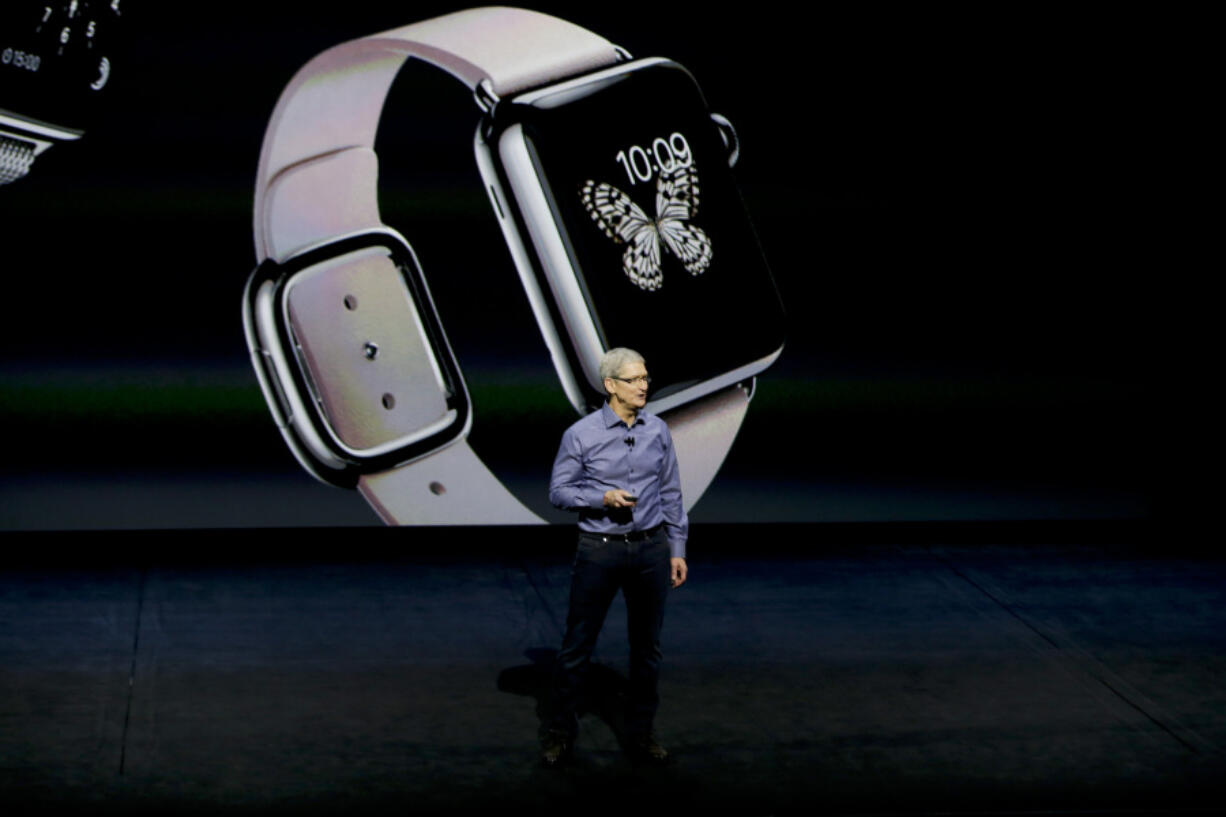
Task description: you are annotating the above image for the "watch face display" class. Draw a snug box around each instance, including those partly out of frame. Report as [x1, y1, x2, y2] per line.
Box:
[579, 142, 712, 293]
[496, 60, 785, 404]
[1, 0, 126, 134]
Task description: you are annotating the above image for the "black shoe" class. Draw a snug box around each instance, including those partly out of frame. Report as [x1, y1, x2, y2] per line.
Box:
[540, 729, 572, 768]
[626, 733, 670, 765]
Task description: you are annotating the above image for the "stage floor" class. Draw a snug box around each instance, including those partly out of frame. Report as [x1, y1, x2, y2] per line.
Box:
[1, 525, 1220, 815]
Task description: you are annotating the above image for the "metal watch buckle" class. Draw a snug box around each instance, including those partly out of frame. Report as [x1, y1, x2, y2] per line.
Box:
[242, 229, 470, 488]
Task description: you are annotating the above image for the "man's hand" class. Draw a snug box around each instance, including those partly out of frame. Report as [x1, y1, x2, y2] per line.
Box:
[603, 489, 637, 509]
[670, 557, 687, 588]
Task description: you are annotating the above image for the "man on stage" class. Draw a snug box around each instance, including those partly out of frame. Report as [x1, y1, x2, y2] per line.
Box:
[541, 347, 689, 767]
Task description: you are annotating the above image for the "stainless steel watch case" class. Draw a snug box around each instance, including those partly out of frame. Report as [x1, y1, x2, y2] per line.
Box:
[474, 57, 780, 417]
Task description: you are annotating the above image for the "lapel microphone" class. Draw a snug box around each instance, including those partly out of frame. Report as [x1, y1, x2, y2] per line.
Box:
[624, 435, 635, 448]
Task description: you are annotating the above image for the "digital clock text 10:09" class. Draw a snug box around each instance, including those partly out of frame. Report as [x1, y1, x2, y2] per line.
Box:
[613, 132, 693, 186]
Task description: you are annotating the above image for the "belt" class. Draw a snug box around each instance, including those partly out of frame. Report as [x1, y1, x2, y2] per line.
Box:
[580, 524, 663, 543]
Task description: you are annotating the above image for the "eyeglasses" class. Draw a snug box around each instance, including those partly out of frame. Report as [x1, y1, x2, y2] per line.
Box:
[611, 375, 651, 386]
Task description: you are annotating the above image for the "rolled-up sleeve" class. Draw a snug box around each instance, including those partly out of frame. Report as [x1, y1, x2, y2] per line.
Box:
[549, 427, 606, 511]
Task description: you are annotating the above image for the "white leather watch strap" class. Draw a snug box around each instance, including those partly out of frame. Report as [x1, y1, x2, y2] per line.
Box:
[254, 7, 619, 261]
[358, 438, 547, 525]
[663, 384, 751, 510]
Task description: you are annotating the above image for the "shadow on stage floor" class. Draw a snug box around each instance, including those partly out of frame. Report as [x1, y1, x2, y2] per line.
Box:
[2, 520, 1221, 816]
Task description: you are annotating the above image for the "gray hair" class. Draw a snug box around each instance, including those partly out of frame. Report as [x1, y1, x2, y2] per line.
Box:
[599, 347, 645, 381]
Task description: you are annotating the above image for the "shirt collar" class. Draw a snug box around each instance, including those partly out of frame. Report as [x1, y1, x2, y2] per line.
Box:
[602, 402, 644, 428]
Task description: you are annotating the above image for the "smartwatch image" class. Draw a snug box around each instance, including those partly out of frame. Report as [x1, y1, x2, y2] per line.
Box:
[242, 7, 785, 526]
[1, 0, 125, 184]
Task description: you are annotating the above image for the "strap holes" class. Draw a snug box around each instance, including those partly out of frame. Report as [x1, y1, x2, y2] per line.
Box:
[343, 294, 358, 310]
[429, 481, 446, 496]
[381, 393, 395, 410]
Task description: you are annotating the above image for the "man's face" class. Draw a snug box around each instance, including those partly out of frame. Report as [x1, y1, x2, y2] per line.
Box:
[606, 360, 649, 410]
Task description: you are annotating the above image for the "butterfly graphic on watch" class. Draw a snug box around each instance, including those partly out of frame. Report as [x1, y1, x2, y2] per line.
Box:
[580, 162, 713, 292]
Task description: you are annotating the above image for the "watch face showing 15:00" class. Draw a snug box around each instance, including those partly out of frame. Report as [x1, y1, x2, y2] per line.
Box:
[506, 61, 786, 402]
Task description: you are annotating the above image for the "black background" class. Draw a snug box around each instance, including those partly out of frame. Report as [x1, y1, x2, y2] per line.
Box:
[0, 2, 1159, 531]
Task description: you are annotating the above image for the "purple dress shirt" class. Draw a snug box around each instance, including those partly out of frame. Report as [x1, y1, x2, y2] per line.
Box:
[549, 403, 689, 559]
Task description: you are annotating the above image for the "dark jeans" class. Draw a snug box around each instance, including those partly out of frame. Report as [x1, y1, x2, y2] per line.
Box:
[549, 529, 672, 739]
